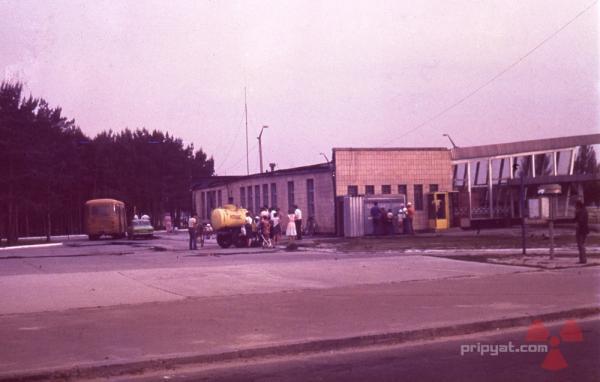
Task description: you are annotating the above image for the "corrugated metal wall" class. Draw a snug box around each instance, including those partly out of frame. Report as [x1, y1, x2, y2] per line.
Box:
[343, 196, 365, 237]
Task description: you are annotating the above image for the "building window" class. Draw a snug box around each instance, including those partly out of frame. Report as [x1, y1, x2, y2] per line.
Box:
[573, 145, 600, 175]
[556, 150, 572, 175]
[348, 185, 358, 196]
[491, 158, 510, 184]
[365, 185, 375, 195]
[470, 159, 489, 186]
[200, 191, 206, 219]
[453, 164, 467, 187]
[382, 185, 391, 194]
[255, 185, 261, 213]
[429, 184, 438, 192]
[287, 181, 295, 210]
[534, 152, 554, 177]
[270, 183, 278, 208]
[307, 179, 315, 218]
[217, 190, 222, 207]
[414, 184, 424, 211]
[398, 184, 407, 196]
[240, 187, 246, 208]
[262, 184, 269, 207]
[247, 186, 253, 213]
[513, 155, 532, 178]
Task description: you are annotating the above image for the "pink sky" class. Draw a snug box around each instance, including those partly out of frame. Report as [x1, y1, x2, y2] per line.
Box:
[1, 0, 598, 174]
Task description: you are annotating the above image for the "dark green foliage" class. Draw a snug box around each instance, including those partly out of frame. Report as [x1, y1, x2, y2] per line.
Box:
[0, 81, 214, 244]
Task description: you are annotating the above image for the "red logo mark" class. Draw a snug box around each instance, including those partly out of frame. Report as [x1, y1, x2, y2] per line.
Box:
[525, 319, 583, 371]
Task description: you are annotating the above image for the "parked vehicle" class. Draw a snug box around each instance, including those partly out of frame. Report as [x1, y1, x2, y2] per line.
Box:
[84, 199, 127, 240]
[210, 204, 248, 248]
[127, 217, 154, 239]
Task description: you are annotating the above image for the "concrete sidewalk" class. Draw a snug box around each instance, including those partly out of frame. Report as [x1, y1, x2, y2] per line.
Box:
[1, 267, 598, 381]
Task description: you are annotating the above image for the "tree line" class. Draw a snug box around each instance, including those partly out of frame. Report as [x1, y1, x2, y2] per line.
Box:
[0, 81, 214, 244]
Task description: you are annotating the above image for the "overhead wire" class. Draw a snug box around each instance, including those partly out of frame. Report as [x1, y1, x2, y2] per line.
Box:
[214, 105, 247, 173]
[386, 0, 598, 145]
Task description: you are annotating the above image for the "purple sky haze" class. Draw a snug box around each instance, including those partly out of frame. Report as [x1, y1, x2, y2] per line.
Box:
[1, 0, 598, 174]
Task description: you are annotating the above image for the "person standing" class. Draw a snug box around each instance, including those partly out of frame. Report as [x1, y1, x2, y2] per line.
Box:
[272, 210, 281, 245]
[244, 212, 253, 247]
[406, 202, 415, 234]
[370, 202, 381, 235]
[386, 209, 394, 235]
[188, 214, 198, 250]
[294, 205, 303, 240]
[575, 200, 589, 264]
[398, 204, 407, 234]
[286, 208, 297, 242]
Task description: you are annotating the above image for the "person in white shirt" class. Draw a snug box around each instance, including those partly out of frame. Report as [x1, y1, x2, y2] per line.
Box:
[271, 210, 281, 245]
[188, 215, 198, 250]
[294, 205, 302, 240]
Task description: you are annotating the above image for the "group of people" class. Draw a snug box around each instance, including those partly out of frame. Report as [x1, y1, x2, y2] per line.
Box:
[241, 205, 304, 248]
[370, 201, 415, 235]
[242, 207, 281, 248]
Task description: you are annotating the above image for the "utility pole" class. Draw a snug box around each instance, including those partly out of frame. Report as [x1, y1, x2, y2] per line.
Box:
[513, 163, 527, 255]
[244, 87, 249, 175]
[257, 125, 268, 173]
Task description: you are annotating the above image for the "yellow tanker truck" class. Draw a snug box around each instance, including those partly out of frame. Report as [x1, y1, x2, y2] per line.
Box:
[210, 204, 249, 248]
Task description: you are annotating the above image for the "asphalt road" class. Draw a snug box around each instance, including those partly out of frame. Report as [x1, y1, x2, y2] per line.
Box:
[112, 317, 600, 382]
[0, 233, 397, 276]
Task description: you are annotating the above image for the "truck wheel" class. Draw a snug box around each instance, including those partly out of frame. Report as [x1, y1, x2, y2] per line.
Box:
[234, 235, 247, 248]
[216, 233, 232, 248]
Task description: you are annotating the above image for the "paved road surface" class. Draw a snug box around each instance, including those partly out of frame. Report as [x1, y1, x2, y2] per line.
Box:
[113, 317, 600, 382]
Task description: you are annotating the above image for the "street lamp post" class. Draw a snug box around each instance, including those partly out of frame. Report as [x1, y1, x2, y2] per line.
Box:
[513, 163, 527, 255]
[257, 125, 269, 173]
[442, 133, 459, 148]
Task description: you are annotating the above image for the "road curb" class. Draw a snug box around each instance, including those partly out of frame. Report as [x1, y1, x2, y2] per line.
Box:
[2, 306, 598, 381]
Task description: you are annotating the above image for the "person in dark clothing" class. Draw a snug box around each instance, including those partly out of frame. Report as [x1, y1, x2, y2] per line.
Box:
[370, 202, 381, 235]
[575, 200, 589, 264]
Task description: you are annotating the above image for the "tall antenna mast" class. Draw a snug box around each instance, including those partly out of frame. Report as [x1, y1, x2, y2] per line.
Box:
[244, 87, 249, 175]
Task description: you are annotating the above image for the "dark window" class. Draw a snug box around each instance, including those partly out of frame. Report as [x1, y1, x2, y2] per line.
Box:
[217, 190, 222, 207]
[573, 145, 600, 175]
[382, 185, 391, 194]
[254, 185, 261, 214]
[200, 191, 206, 219]
[453, 164, 467, 187]
[491, 158, 510, 184]
[470, 159, 489, 186]
[348, 185, 358, 196]
[270, 183, 277, 208]
[90, 205, 111, 217]
[513, 155, 532, 178]
[429, 184, 438, 192]
[365, 185, 375, 195]
[534, 152, 554, 177]
[240, 187, 246, 208]
[262, 184, 269, 207]
[398, 184, 407, 195]
[247, 186, 253, 213]
[287, 181, 295, 210]
[307, 179, 315, 218]
[414, 184, 424, 211]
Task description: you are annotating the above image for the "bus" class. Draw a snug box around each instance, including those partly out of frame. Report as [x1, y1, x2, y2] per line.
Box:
[84, 199, 127, 240]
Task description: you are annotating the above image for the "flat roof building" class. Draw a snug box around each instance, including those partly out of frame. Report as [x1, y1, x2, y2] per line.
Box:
[192, 133, 600, 236]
